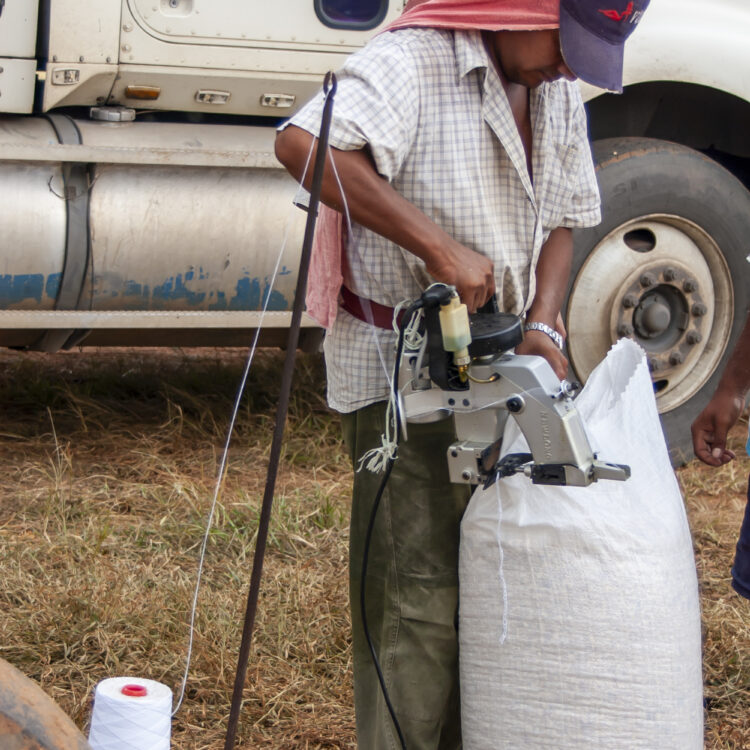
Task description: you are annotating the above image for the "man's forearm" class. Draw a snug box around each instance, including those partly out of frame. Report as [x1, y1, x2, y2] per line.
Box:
[276, 126, 442, 258]
[514, 227, 573, 380]
[276, 125, 495, 311]
[524, 227, 573, 326]
[275, 125, 494, 310]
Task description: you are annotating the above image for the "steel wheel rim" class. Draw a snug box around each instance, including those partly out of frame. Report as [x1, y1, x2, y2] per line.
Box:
[568, 214, 734, 413]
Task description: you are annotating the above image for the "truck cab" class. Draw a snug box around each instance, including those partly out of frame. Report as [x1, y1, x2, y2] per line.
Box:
[1, 0, 749, 461]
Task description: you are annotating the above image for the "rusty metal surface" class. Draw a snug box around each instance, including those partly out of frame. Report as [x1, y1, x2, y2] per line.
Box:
[0, 658, 91, 750]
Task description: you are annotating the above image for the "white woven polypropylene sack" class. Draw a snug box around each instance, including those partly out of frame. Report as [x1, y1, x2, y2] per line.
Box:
[459, 339, 703, 749]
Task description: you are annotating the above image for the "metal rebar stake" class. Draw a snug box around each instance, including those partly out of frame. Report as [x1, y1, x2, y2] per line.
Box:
[223, 72, 337, 749]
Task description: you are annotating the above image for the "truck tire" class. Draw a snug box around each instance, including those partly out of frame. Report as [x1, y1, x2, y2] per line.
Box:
[565, 137, 750, 465]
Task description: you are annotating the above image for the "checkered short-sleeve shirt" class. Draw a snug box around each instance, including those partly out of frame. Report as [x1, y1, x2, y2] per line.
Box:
[285, 28, 601, 413]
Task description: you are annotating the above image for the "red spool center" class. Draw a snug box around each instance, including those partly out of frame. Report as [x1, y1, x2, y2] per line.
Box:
[121, 684, 148, 698]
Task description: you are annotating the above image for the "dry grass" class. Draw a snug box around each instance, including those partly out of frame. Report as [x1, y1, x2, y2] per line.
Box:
[0, 347, 355, 749]
[0, 346, 748, 748]
[679, 426, 750, 749]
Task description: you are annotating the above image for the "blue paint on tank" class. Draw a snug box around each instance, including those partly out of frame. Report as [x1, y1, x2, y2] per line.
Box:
[88, 269, 292, 311]
[228, 277, 261, 309]
[152, 274, 206, 306]
[0, 273, 53, 304]
[123, 280, 150, 298]
[263, 287, 289, 311]
[204, 277, 290, 311]
[208, 291, 227, 310]
[0, 269, 293, 311]
[46, 273, 62, 299]
[229, 278, 289, 311]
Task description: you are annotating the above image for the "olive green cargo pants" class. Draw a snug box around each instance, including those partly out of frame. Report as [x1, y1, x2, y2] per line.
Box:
[342, 401, 472, 750]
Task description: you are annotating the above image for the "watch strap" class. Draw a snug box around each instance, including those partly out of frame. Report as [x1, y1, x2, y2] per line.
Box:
[524, 321, 563, 349]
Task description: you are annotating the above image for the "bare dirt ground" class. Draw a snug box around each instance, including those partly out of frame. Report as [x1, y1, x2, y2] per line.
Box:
[0, 346, 748, 749]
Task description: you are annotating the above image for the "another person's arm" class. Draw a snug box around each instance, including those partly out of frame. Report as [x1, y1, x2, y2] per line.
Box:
[691, 312, 750, 466]
[275, 126, 495, 312]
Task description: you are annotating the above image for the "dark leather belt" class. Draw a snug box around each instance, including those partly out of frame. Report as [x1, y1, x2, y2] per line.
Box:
[340, 285, 404, 330]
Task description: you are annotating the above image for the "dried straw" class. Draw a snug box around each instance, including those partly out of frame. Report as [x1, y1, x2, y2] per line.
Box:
[0, 347, 747, 748]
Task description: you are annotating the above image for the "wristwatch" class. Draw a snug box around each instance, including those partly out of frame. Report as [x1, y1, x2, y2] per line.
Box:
[524, 321, 564, 350]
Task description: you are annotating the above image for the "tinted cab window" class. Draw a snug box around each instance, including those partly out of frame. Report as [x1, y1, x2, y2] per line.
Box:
[315, 0, 388, 30]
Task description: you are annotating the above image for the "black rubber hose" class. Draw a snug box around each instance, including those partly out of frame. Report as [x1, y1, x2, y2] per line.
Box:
[359, 299, 425, 750]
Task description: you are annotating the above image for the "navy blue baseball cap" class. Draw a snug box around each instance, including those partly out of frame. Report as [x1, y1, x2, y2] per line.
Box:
[559, 0, 651, 93]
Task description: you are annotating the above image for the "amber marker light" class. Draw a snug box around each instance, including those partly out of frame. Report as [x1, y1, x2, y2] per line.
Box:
[124, 85, 161, 100]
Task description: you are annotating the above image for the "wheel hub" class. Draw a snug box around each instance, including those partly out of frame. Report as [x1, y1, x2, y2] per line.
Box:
[612, 263, 706, 377]
[635, 296, 671, 338]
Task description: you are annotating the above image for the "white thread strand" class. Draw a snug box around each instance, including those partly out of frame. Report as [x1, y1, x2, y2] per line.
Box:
[171, 136, 316, 716]
[328, 146, 406, 475]
[89, 677, 172, 750]
[328, 147, 394, 389]
[494, 479, 509, 644]
[356, 397, 399, 474]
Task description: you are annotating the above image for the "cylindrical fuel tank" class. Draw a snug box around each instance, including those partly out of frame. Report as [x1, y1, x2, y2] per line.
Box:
[0, 116, 307, 314]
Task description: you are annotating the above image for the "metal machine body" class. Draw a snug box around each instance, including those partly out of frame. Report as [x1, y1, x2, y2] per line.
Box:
[397, 286, 630, 488]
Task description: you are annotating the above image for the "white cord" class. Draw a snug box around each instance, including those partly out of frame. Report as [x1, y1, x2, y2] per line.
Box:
[171, 137, 316, 716]
[328, 148, 394, 390]
[494, 479, 509, 644]
[328, 148, 412, 476]
[356, 395, 399, 474]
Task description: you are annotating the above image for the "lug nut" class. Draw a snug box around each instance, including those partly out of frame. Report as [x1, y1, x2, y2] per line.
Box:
[669, 351, 684, 366]
[683, 278, 697, 293]
[622, 293, 639, 309]
[640, 272, 657, 288]
[648, 357, 660, 372]
[691, 302, 707, 317]
[686, 330, 702, 345]
[663, 268, 677, 282]
[617, 323, 634, 337]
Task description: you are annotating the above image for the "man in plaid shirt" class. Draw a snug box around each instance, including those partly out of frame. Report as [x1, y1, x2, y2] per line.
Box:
[276, 1, 649, 747]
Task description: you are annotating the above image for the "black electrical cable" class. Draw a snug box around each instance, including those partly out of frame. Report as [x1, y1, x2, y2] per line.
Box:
[359, 299, 425, 750]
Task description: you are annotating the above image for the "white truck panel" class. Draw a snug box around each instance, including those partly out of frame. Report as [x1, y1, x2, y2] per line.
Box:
[0, 58, 37, 113]
[618, 0, 749, 101]
[119, 0, 400, 68]
[42, 65, 118, 111]
[0, 116, 282, 168]
[107, 63, 332, 117]
[46, 0, 122, 64]
[0, 0, 39, 58]
[129, 0, 403, 50]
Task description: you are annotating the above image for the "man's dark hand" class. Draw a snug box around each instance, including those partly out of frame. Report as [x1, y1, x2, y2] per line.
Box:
[426, 242, 495, 313]
[515, 329, 568, 380]
[691, 387, 743, 466]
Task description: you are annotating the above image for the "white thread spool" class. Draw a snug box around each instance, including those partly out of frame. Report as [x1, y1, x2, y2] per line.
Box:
[88, 677, 172, 750]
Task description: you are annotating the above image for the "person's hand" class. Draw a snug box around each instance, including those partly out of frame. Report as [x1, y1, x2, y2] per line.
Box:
[690, 387, 744, 466]
[515, 329, 568, 381]
[426, 242, 495, 313]
[555, 311, 567, 343]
